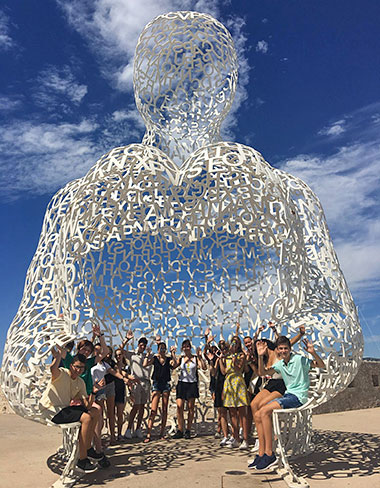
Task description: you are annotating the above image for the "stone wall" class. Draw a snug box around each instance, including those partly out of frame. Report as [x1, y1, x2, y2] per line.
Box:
[314, 359, 380, 414]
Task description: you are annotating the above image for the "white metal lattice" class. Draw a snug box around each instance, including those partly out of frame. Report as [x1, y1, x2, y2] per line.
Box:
[1, 10, 362, 443]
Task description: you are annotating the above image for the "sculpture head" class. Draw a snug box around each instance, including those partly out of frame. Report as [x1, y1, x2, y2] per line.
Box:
[134, 11, 238, 163]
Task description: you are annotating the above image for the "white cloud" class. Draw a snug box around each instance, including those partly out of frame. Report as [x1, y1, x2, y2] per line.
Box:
[0, 119, 100, 196]
[33, 65, 88, 112]
[256, 40, 268, 54]
[112, 107, 145, 128]
[279, 107, 380, 295]
[0, 95, 22, 111]
[318, 119, 346, 137]
[0, 10, 14, 50]
[221, 15, 250, 138]
[0, 109, 147, 198]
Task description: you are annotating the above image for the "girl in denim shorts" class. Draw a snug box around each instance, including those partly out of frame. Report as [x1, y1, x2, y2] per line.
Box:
[143, 342, 177, 442]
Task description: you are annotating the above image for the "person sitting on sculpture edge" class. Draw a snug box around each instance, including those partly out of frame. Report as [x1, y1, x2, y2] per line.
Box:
[250, 335, 325, 471]
[39, 346, 104, 474]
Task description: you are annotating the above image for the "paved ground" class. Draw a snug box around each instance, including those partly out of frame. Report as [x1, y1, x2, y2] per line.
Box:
[0, 408, 379, 488]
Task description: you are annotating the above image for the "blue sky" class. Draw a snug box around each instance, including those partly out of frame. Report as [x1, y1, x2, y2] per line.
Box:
[1, 0, 380, 359]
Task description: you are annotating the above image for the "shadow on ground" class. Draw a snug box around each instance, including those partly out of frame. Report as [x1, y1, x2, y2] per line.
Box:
[292, 429, 380, 482]
[47, 429, 380, 486]
[47, 434, 249, 485]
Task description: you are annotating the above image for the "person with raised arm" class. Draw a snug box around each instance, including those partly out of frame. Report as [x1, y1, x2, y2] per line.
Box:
[219, 335, 250, 449]
[60, 323, 110, 457]
[39, 345, 104, 473]
[121, 330, 151, 439]
[91, 344, 130, 447]
[172, 339, 207, 439]
[105, 347, 134, 441]
[202, 327, 218, 403]
[143, 343, 177, 442]
[250, 336, 325, 471]
[211, 339, 230, 446]
[250, 325, 306, 428]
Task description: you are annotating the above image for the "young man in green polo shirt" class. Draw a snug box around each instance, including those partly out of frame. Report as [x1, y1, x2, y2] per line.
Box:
[250, 335, 325, 471]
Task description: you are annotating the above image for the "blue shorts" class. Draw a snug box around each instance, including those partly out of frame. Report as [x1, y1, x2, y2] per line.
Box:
[152, 380, 171, 393]
[273, 393, 302, 409]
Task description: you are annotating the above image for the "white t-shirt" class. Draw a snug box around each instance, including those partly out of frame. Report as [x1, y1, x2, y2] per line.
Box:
[91, 361, 111, 385]
[178, 356, 197, 383]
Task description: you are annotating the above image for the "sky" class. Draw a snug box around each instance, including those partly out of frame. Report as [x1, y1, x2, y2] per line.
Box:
[1, 0, 380, 360]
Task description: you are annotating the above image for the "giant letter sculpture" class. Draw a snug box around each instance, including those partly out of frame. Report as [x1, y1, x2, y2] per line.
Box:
[1, 12, 362, 477]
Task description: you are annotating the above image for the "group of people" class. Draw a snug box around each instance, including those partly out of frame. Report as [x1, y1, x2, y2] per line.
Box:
[203, 322, 325, 470]
[39, 321, 325, 473]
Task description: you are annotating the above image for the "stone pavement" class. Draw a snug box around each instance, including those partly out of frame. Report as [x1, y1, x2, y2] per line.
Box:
[0, 408, 379, 488]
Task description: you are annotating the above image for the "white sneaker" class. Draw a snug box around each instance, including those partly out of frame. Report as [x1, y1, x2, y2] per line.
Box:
[239, 427, 243, 440]
[239, 440, 249, 450]
[250, 439, 260, 452]
[214, 431, 221, 438]
[124, 429, 132, 439]
[227, 438, 239, 448]
[134, 428, 144, 439]
[219, 436, 229, 446]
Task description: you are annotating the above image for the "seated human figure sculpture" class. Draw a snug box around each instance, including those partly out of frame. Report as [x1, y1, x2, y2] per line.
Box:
[1, 10, 362, 439]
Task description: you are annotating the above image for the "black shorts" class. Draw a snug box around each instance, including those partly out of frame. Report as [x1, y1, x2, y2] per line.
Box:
[115, 382, 126, 404]
[264, 378, 286, 395]
[176, 381, 199, 400]
[52, 405, 87, 424]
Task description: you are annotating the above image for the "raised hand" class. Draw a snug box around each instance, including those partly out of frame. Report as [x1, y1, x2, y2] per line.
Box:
[256, 340, 268, 356]
[196, 346, 202, 357]
[126, 329, 134, 340]
[51, 345, 63, 357]
[299, 325, 306, 336]
[155, 334, 161, 344]
[302, 338, 315, 355]
[170, 345, 177, 354]
[207, 333, 215, 344]
[204, 327, 211, 337]
[92, 324, 101, 337]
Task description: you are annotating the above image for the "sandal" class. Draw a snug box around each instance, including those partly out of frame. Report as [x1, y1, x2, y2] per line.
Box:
[143, 435, 151, 443]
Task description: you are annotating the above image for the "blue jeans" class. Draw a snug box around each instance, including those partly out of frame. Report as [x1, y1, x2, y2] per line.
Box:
[275, 393, 302, 409]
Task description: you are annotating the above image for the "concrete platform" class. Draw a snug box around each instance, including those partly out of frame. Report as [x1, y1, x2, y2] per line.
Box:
[0, 408, 379, 488]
